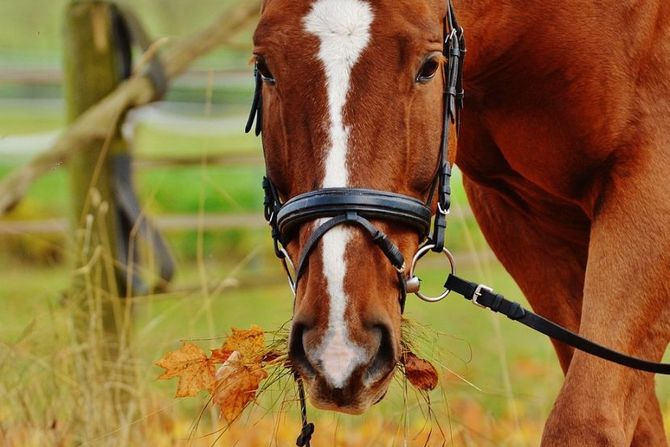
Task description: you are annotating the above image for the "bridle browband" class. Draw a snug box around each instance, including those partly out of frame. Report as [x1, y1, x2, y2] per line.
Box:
[247, 2, 466, 310]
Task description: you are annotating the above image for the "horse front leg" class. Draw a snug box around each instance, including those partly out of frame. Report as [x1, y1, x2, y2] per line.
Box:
[631, 388, 667, 447]
[541, 151, 670, 446]
[462, 176, 588, 371]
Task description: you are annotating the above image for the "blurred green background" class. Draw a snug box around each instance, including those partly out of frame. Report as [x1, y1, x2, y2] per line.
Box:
[0, 1, 668, 446]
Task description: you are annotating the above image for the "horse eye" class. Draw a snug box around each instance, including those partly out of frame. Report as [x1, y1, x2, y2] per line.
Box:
[256, 59, 276, 84]
[416, 57, 440, 84]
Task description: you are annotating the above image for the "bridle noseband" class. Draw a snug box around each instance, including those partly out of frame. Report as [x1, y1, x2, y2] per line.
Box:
[247, 2, 466, 310]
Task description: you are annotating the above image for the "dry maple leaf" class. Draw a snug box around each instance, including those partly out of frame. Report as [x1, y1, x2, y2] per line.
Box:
[213, 351, 269, 423]
[215, 325, 265, 366]
[210, 348, 233, 365]
[156, 327, 276, 423]
[155, 342, 215, 398]
[403, 351, 439, 391]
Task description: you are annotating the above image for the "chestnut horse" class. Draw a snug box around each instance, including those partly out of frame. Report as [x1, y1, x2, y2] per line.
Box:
[251, 0, 670, 444]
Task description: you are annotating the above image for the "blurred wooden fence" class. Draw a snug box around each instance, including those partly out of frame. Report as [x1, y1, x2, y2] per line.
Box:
[0, 0, 261, 416]
[0, 148, 475, 236]
[0, 0, 263, 262]
[0, 0, 261, 216]
[0, 68, 252, 85]
[0, 0, 478, 260]
[0, 205, 476, 235]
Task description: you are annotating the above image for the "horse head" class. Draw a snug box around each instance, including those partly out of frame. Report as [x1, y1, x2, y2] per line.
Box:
[251, 0, 453, 414]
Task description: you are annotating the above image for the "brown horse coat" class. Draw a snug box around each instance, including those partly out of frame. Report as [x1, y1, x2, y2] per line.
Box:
[253, 0, 670, 444]
[456, 0, 670, 444]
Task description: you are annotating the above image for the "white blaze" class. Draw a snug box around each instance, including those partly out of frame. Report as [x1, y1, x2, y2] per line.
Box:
[304, 0, 373, 388]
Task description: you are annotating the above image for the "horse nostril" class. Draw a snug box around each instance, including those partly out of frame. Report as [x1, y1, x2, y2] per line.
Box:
[365, 324, 396, 383]
[289, 323, 317, 378]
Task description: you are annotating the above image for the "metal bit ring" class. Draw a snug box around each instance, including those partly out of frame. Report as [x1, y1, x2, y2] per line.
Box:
[408, 244, 456, 302]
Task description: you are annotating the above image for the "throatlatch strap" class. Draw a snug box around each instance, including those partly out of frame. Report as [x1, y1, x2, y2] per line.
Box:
[427, 0, 464, 253]
[445, 274, 670, 375]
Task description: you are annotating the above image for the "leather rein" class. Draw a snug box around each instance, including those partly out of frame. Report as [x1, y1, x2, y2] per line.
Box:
[246, 4, 670, 442]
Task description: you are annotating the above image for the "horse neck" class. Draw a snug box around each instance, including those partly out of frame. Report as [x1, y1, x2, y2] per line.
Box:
[456, 0, 662, 84]
[454, 0, 532, 81]
[452, 0, 669, 209]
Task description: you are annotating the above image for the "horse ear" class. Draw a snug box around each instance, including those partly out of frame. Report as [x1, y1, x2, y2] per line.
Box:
[260, 0, 271, 13]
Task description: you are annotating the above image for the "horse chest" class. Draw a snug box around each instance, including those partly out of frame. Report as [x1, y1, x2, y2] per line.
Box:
[458, 99, 611, 217]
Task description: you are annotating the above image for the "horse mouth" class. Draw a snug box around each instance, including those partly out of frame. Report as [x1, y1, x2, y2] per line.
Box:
[304, 369, 396, 415]
[288, 319, 399, 414]
[287, 356, 396, 412]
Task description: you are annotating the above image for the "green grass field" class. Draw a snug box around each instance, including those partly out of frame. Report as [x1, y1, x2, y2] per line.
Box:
[0, 258, 563, 446]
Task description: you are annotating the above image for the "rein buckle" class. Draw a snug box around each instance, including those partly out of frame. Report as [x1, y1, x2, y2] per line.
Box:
[472, 284, 492, 308]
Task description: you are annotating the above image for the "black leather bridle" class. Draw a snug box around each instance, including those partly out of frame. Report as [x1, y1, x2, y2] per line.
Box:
[247, 3, 465, 312]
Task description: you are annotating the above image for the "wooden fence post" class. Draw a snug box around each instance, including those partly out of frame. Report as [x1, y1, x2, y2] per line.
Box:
[62, 0, 137, 435]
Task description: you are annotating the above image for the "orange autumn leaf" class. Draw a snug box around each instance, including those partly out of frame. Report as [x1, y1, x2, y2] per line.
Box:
[404, 352, 439, 391]
[156, 327, 276, 423]
[210, 348, 233, 364]
[217, 326, 265, 365]
[155, 342, 215, 398]
[213, 351, 268, 423]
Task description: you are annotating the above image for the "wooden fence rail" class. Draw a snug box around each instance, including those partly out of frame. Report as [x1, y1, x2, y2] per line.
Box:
[0, 208, 475, 236]
[0, 68, 253, 86]
[0, 213, 265, 235]
[0, 0, 261, 216]
[135, 152, 264, 168]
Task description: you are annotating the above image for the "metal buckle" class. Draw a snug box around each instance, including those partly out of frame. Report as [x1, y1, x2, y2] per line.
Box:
[446, 28, 457, 45]
[407, 244, 456, 303]
[472, 284, 492, 308]
[437, 202, 451, 216]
